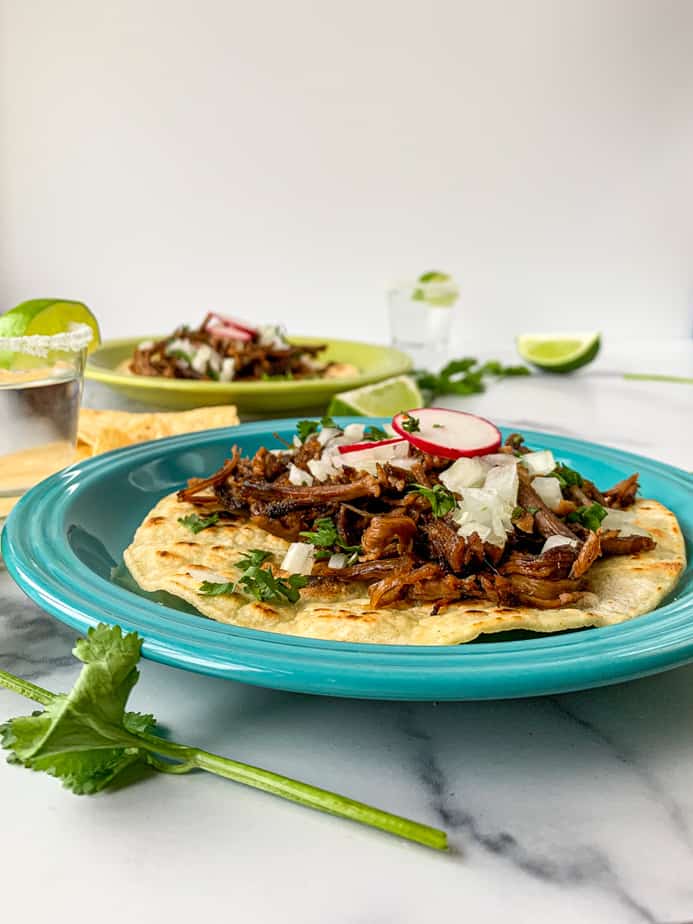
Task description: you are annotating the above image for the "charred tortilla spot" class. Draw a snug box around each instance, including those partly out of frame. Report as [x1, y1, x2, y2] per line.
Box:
[147, 516, 166, 525]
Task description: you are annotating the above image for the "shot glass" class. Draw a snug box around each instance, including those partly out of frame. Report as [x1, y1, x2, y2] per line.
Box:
[387, 278, 458, 366]
[0, 323, 92, 498]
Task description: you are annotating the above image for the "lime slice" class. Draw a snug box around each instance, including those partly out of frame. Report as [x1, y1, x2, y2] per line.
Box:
[516, 332, 600, 373]
[412, 271, 459, 308]
[0, 299, 101, 353]
[327, 375, 423, 417]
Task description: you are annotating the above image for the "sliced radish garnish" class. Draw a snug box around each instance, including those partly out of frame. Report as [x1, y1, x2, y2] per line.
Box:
[204, 312, 257, 341]
[392, 408, 501, 459]
[338, 437, 405, 455]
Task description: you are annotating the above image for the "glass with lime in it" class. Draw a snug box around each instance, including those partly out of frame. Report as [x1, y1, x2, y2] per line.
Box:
[388, 271, 459, 365]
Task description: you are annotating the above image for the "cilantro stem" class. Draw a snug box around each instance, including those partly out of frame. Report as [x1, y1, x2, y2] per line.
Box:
[0, 669, 447, 852]
[0, 669, 54, 707]
[623, 373, 693, 385]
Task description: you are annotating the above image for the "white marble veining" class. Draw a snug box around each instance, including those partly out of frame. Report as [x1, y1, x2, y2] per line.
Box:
[1, 341, 692, 924]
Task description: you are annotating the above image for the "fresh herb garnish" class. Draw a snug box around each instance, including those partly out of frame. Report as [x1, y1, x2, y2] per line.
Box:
[550, 463, 584, 489]
[401, 413, 421, 433]
[296, 417, 342, 441]
[0, 624, 447, 850]
[415, 357, 530, 401]
[363, 424, 389, 441]
[408, 483, 456, 517]
[299, 517, 361, 554]
[168, 349, 194, 365]
[200, 548, 307, 604]
[511, 506, 525, 519]
[567, 504, 607, 532]
[178, 512, 220, 534]
[296, 420, 320, 442]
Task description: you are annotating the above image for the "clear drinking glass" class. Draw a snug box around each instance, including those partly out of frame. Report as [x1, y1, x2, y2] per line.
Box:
[387, 279, 458, 366]
[0, 324, 92, 499]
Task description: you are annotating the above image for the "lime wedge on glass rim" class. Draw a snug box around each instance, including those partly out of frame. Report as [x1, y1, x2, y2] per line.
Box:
[516, 332, 600, 373]
[327, 375, 423, 417]
[0, 299, 101, 351]
[411, 271, 459, 307]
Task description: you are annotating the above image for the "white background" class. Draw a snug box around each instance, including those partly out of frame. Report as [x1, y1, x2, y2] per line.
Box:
[1, 0, 692, 347]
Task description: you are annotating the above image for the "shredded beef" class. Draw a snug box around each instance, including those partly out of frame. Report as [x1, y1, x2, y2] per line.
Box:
[599, 530, 655, 555]
[603, 474, 640, 509]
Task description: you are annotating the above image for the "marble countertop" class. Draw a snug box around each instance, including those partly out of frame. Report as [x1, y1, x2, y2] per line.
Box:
[1, 340, 692, 924]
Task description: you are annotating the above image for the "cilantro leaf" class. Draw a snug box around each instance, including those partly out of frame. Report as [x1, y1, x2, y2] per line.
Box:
[0, 624, 448, 850]
[320, 415, 342, 431]
[400, 413, 421, 433]
[567, 503, 607, 531]
[408, 483, 456, 517]
[234, 548, 273, 570]
[296, 420, 319, 442]
[200, 548, 308, 605]
[363, 425, 389, 441]
[178, 513, 220, 534]
[550, 463, 584, 489]
[299, 517, 361, 554]
[414, 357, 530, 401]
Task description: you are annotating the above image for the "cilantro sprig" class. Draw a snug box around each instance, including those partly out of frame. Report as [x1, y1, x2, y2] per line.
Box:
[299, 517, 361, 562]
[199, 548, 307, 604]
[178, 512, 220, 534]
[549, 463, 584, 489]
[415, 357, 530, 401]
[567, 503, 607, 532]
[363, 424, 389, 441]
[408, 483, 456, 517]
[400, 413, 421, 433]
[0, 624, 447, 850]
[296, 416, 343, 443]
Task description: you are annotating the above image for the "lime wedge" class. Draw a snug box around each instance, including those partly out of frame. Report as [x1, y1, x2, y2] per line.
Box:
[516, 332, 600, 373]
[327, 375, 423, 417]
[0, 299, 101, 353]
[412, 271, 459, 307]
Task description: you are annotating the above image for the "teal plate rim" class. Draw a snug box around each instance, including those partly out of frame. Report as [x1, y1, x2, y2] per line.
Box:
[2, 419, 692, 701]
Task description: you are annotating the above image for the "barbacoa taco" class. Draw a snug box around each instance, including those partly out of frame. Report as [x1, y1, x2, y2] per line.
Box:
[124, 413, 685, 645]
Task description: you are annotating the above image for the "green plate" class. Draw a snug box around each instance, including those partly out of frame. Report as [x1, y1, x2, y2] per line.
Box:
[86, 336, 412, 413]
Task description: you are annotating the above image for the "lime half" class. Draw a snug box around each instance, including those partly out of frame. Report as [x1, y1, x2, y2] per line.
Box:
[327, 375, 423, 417]
[516, 332, 600, 373]
[0, 299, 101, 353]
[412, 271, 459, 307]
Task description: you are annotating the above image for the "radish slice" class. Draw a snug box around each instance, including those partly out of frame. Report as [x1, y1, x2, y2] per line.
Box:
[392, 408, 501, 459]
[204, 312, 257, 337]
[207, 323, 253, 342]
[338, 437, 405, 455]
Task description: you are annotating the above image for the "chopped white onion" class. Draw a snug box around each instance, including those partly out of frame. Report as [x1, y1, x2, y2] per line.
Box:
[187, 566, 230, 585]
[138, 339, 154, 351]
[280, 542, 315, 576]
[452, 487, 513, 548]
[541, 535, 579, 554]
[257, 324, 288, 350]
[601, 508, 652, 538]
[439, 457, 486, 492]
[532, 476, 563, 511]
[165, 337, 194, 359]
[343, 423, 365, 443]
[479, 453, 517, 468]
[292, 435, 302, 448]
[483, 464, 519, 506]
[328, 553, 348, 569]
[220, 357, 236, 382]
[318, 427, 342, 446]
[191, 344, 213, 373]
[288, 463, 313, 486]
[308, 456, 342, 482]
[522, 450, 556, 476]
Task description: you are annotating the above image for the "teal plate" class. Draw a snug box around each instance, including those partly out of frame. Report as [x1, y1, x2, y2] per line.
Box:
[3, 419, 692, 701]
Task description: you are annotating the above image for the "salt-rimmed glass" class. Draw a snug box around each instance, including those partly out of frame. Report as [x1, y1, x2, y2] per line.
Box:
[0, 323, 92, 499]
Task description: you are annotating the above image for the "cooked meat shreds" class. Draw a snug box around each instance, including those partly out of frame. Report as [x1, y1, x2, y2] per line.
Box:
[517, 470, 579, 540]
[191, 428, 655, 612]
[361, 515, 417, 559]
[569, 531, 602, 579]
[599, 530, 656, 556]
[129, 315, 336, 382]
[603, 474, 640, 509]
